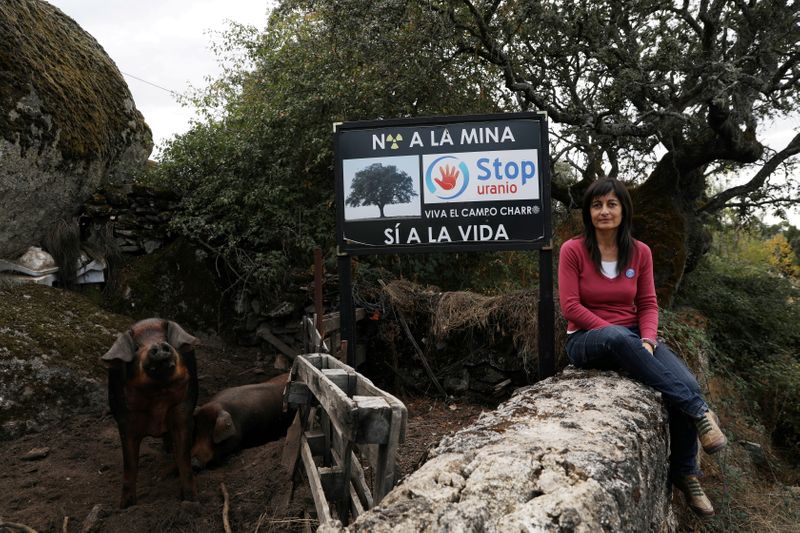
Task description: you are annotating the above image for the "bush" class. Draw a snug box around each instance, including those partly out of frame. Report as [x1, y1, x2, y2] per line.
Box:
[676, 253, 800, 455]
[676, 256, 800, 366]
[752, 354, 800, 452]
[657, 307, 715, 375]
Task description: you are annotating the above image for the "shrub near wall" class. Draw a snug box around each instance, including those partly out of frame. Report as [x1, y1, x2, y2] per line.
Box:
[675, 255, 800, 455]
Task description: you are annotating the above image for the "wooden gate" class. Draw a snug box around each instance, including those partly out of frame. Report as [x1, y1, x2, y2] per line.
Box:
[283, 353, 407, 527]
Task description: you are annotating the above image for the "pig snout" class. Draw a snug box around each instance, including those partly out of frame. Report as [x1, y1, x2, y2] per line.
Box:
[191, 439, 213, 470]
[144, 343, 177, 378]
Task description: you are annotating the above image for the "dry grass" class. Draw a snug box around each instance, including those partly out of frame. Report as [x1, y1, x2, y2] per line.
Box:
[253, 514, 317, 533]
[381, 279, 568, 372]
[674, 371, 800, 532]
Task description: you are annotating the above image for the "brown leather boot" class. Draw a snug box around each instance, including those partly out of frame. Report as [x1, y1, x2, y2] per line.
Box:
[674, 475, 715, 517]
[695, 410, 726, 454]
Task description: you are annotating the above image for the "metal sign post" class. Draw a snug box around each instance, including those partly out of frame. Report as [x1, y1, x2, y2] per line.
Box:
[337, 250, 355, 367]
[334, 112, 555, 378]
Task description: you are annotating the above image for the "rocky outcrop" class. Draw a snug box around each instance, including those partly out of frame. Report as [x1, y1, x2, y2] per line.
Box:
[344, 369, 676, 532]
[0, 283, 131, 440]
[0, 0, 152, 259]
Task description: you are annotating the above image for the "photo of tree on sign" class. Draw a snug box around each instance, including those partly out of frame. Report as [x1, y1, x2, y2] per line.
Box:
[343, 156, 421, 220]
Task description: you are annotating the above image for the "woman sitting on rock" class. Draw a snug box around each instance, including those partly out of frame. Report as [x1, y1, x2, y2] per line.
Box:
[557, 177, 726, 517]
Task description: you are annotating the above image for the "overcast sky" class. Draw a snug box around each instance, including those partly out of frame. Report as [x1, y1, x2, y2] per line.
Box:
[47, 0, 798, 153]
[47, 0, 272, 155]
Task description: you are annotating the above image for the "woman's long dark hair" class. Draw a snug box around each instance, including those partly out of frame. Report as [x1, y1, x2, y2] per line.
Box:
[581, 178, 635, 275]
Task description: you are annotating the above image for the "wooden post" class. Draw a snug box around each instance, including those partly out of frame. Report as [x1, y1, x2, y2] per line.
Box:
[372, 402, 404, 503]
[301, 434, 333, 525]
[538, 245, 555, 379]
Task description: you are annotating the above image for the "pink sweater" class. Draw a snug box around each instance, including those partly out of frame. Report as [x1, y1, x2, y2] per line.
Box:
[558, 237, 658, 340]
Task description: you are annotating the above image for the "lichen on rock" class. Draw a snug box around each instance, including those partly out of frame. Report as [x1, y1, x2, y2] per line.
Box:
[344, 369, 677, 532]
[0, 282, 131, 440]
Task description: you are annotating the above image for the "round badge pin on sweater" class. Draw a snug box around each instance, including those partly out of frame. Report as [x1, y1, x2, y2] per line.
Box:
[626, 268, 635, 278]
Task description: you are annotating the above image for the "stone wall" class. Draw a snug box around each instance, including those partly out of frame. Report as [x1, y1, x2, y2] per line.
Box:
[83, 183, 178, 255]
[340, 369, 676, 532]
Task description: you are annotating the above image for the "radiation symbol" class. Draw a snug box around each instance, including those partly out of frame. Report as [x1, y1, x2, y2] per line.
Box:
[386, 133, 403, 150]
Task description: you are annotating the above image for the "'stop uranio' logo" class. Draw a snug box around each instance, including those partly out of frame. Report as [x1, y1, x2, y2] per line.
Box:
[425, 155, 470, 200]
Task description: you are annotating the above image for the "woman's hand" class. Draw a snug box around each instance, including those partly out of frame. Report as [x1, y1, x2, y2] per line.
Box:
[642, 342, 654, 355]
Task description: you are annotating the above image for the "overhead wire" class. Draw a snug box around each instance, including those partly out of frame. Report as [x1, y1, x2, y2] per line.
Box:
[120, 70, 180, 97]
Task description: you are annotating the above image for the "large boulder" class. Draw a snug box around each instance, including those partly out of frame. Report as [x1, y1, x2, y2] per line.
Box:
[343, 369, 677, 532]
[0, 0, 152, 258]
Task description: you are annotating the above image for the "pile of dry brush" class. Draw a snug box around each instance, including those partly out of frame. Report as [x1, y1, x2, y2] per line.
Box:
[375, 279, 568, 381]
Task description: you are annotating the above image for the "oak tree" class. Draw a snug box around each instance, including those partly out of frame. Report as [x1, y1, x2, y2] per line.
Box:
[426, 0, 800, 300]
[346, 163, 418, 218]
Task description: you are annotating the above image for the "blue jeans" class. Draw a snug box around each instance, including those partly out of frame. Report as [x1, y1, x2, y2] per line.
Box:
[565, 325, 707, 477]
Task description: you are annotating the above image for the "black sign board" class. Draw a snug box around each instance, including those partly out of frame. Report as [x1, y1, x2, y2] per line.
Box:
[333, 112, 555, 380]
[335, 112, 551, 254]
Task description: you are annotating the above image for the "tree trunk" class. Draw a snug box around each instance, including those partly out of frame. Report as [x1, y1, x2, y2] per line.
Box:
[339, 369, 677, 532]
[633, 152, 712, 305]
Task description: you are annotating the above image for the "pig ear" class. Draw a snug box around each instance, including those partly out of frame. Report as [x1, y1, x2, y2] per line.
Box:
[101, 331, 137, 364]
[166, 321, 198, 351]
[213, 410, 236, 443]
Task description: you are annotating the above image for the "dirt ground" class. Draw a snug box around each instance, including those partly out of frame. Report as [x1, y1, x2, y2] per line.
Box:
[0, 335, 486, 533]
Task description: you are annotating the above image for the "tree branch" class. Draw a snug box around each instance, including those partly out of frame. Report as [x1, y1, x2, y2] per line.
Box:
[705, 100, 764, 162]
[699, 131, 800, 213]
[456, 1, 656, 138]
[666, 0, 703, 35]
[723, 197, 800, 209]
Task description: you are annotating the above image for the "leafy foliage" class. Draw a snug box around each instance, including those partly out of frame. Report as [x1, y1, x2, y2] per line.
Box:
[765, 233, 800, 278]
[709, 222, 800, 278]
[678, 255, 800, 363]
[676, 236, 800, 453]
[752, 354, 800, 450]
[657, 307, 716, 375]
[425, 0, 800, 208]
[151, 5, 500, 302]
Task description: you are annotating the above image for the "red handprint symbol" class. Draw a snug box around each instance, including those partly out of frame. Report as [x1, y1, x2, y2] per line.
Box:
[434, 164, 460, 190]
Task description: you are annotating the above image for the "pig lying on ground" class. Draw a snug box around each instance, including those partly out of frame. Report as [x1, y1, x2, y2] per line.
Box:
[191, 373, 294, 468]
[102, 318, 199, 508]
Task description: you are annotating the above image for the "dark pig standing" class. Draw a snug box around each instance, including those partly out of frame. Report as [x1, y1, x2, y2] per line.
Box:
[191, 372, 294, 468]
[102, 318, 199, 508]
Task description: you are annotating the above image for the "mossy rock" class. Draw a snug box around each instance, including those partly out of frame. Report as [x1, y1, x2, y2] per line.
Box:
[0, 0, 152, 258]
[0, 282, 132, 439]
[0, 0, 151, 162]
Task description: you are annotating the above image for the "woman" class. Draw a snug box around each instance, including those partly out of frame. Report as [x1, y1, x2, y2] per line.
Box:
[558, 178, 726, 517]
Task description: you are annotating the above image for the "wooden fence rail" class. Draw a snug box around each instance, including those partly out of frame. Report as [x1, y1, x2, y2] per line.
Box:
[302, 308, 366, 363]
[283, 353, 407, 527]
